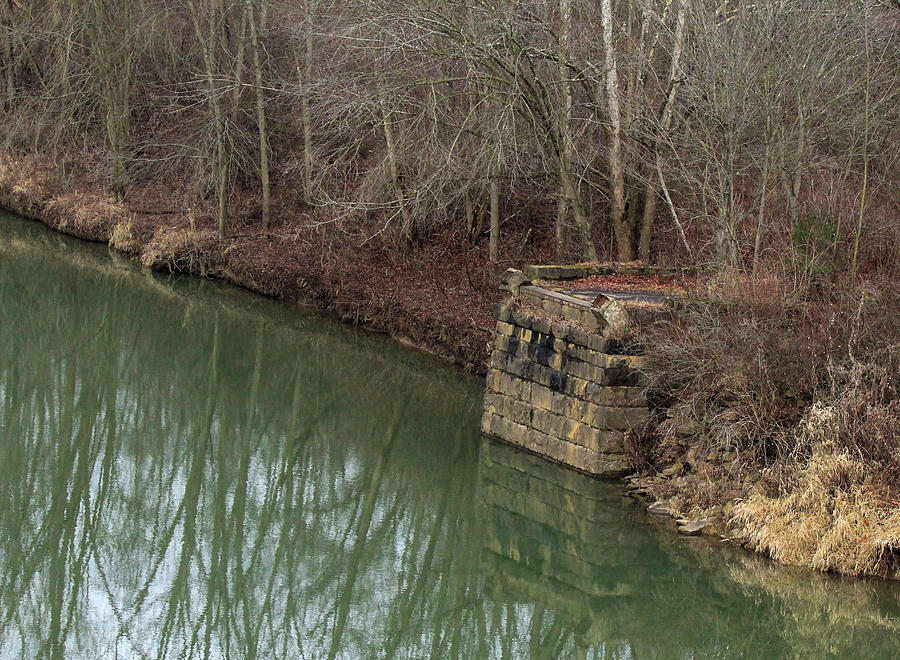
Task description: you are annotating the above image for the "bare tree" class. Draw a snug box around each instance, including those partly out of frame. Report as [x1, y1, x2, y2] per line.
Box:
[189, 0, 239, 240]
[247, 0, 272, 234]
[80, 0, 142, 202]
[1, 0, 896, 276]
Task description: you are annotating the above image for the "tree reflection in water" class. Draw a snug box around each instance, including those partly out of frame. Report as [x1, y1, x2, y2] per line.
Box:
[1, 214, 899, 659]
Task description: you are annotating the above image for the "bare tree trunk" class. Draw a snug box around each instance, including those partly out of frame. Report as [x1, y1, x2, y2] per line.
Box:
[464, 190, 484, 244]
[107, 95, 131, 203]
[107, 45, 133, 203]
[299, 0, 315, 199]
[639, 0, 687, 263]
[656, 154, 692, 259]
[852, 8, 871, 279]
[559, 165, 597, 261]
[380, 95, 412, 242]
[780, 104, 805, 235]
[2, 14, 13, 112]
[59, 19, 74, 101]
[247, 0, 271, 235]
[230, 9, 249, 124]
[557, 0, 573, 259]
[0, 0, 25, 113]
[83, 0, 135, 203]
[489, 177, 499, 263]
[600, 0, 631, 261]
[555, 196, 567, 258]
[638, 188, 658, 264]
[192, 0, 230, 241]
[547, 0, 599, 261]
[215, 119, 228, 241]
[753, 122, 773, 275]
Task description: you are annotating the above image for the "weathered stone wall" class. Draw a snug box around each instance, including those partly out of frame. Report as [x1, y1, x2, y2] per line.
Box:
[481, 277, 649, 478]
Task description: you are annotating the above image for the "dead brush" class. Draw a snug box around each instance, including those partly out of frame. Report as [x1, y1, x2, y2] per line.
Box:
[0, 154, 53, 214]
[816, 359, 900, 482]
[47, 192, 128, 238]
[624, 424, 659, 474]
[642, 301, 819, 463]
[0, 157, 45, 200]
[644, 284, 899, 463]
[639, 282, 900, 576]
[731, 300, 900, 578]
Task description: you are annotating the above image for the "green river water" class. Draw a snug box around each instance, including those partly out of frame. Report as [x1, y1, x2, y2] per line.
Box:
[1, 212, 899, 659]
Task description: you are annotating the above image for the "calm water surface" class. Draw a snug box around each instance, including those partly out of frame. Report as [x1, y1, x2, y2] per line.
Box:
[1, 212, 899, 659]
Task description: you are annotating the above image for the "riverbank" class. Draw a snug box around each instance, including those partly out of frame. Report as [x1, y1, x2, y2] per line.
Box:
[3, 152, 899, 581]
[485, 273, 900, 580]
[0, 153, 499, 373]
[4, 213, 899, 657]
[630, 286, 900, 579]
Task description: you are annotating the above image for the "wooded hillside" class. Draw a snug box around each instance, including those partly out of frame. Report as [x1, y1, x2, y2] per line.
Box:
[1, 0, 897, 277]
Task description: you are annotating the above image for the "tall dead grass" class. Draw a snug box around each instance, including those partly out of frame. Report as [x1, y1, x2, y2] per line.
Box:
[734, 443, 900, 577]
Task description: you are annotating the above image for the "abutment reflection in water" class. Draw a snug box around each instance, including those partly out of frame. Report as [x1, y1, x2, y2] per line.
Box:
[1, 212, 899, 659]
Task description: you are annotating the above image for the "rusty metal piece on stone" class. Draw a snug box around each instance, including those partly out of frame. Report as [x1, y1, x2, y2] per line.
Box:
[597, 297, 630, 337]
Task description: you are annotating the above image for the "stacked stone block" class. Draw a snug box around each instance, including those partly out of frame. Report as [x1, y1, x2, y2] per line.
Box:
[481, 299, 648, 478]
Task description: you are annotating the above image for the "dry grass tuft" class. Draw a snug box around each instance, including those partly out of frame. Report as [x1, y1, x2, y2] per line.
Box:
[109, 220, 142, 254]
[0, 155, 53, 214]
[0, 153, 41, 183]
[47, 192, 129, 239]
[141, 227, 223, 275]
[733, 443, 900, 578]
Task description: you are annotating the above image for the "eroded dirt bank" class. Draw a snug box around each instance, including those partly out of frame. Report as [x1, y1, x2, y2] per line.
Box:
[0, 154, 499, 372]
